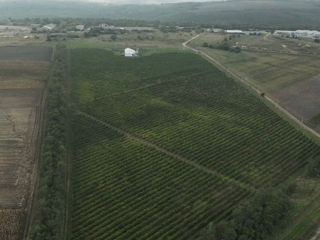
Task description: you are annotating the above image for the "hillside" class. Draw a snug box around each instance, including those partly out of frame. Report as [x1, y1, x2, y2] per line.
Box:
[1, 0, 320, 28]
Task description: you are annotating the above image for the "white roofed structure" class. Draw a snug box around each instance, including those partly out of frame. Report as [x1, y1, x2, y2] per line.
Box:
[124, 48, 138, 57]
[226, 30, 244, 34]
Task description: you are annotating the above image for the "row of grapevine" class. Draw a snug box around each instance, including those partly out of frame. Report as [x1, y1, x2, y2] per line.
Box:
[70, 114, 249, 240]
[83, 70, 320, 187]
[69, 49, 320, 239]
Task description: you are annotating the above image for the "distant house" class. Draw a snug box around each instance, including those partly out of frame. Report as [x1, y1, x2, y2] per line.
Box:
[75, 25, 85, 31]
[124, 48, 138, 57]
[225, 30, 244, 34]
[274, 30, 320, 39]
[41, 24, 56, 31]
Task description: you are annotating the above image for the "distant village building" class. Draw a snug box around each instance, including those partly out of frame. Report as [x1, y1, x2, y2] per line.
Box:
[243, 30, 262, 35]
[225, 30, 244, 34]
[212, 28, 223, 33]
[274, 30, 320, 39]
[41, 24, 56, 31]
[98, 24, 154, 32]
[75, 25, 85, 31]
[124, 48, 138, 57]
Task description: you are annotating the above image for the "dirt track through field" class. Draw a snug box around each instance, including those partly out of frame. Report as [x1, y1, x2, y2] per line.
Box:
[183, 34, 320, 140]
[310, 227, 320, 240]
[76, 110, 253, 192]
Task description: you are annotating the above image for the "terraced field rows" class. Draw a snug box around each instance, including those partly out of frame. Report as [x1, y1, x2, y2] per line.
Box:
[70, 49, 320, 239]
[78, 53, 320, 188]
[71, 114, 249, 240]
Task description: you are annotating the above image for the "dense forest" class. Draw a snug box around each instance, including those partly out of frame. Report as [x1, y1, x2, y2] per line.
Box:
[1, 0, 320, 29]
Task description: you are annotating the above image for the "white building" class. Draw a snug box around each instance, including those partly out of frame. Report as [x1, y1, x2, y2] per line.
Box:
[75, 25, 85, 31]
[41, 24, 56, 31]
[274, 30, 320, 39]
[124, 48, 138, 57]
[225, 30, 244, 34]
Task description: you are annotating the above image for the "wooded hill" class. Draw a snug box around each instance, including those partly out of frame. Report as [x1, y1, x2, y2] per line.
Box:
[1, 0, 320, 29]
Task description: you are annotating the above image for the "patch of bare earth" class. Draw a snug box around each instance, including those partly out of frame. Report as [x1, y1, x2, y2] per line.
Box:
[271, 74, 320, 131]
[0, 210, 24, 240]
[0, 46, 51, 240]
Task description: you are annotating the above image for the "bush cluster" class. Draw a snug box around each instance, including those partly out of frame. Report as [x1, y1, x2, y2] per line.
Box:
[202, 39, 241, 53]
[199, 189, 291, 240]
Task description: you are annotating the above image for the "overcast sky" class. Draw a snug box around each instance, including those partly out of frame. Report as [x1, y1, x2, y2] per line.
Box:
[0, 0, 228, 4]
[73, 0, 227, 4]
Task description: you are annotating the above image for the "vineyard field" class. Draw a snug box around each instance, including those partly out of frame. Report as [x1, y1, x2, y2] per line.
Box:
[70, 113, 249, 239]
[69, 49, 320, 239]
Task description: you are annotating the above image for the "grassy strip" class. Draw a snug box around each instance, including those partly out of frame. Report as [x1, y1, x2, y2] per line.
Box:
[28, 43, 68, 240]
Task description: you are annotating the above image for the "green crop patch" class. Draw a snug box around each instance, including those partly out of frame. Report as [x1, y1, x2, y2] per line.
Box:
[69, 49, 320, 239]
[71, 113, 249, 240]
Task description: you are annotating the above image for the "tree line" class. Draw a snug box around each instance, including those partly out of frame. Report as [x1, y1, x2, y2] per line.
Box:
[199, 153, 320, 240]
[199, 189, 291, 240]
[29, 44, 68, 240]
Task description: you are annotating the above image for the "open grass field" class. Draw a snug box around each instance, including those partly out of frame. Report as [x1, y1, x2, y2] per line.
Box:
[69, 48, 320, 239]
[0, 45, 51, 240]
[190, 33, 320, 133]
[67, 31, 192, 56]
[192, 33, 320, 56]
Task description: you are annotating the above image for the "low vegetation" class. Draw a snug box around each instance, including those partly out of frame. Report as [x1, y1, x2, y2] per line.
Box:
[199, 189, 291, 240]
[29, 44, 68, 240]
[70, 113, 249, 239]
[307, 156, 320, 178]
[203, 39, 241, 53]
[69, 48, 320, 239]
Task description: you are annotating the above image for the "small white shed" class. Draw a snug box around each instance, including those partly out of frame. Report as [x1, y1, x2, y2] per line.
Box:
[124, 48, 137, 57]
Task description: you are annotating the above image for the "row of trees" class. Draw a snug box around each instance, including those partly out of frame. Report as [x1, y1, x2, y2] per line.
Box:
[199, 155, 320, 240]
[29, 44, 68, 240]
[199, 189, 291, 240]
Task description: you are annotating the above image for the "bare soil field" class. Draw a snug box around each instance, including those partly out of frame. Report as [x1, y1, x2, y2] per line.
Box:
[0, 26, 31, 39]
[0, 46, 52, 61]
[0, 45, 51, 240]
[271, 74, 320, 123]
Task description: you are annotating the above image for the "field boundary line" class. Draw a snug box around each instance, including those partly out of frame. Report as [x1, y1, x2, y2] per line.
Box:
[22, 79, 47, 240]
[183, 34, 320, 140]
[75, 110, 254, 192]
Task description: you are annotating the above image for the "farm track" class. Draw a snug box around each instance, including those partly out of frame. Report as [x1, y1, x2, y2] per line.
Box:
[22, 91, 45, 240]
[183, 34, 320, 140]
[75, 110, 254, 192]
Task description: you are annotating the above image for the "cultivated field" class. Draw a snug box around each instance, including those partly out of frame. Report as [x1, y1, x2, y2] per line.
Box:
[69, 49, 320, 239]
[0, 45, 51, 240]
[67, 30, 192, 56]
[190, 33, 320, 133]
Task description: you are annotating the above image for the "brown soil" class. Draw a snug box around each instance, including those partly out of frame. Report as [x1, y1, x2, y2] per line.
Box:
[0, 46, 50, 240]
[271, 74, 320, 123]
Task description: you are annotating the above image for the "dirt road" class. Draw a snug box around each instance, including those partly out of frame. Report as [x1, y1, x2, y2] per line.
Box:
[183, 34, 320, 140]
